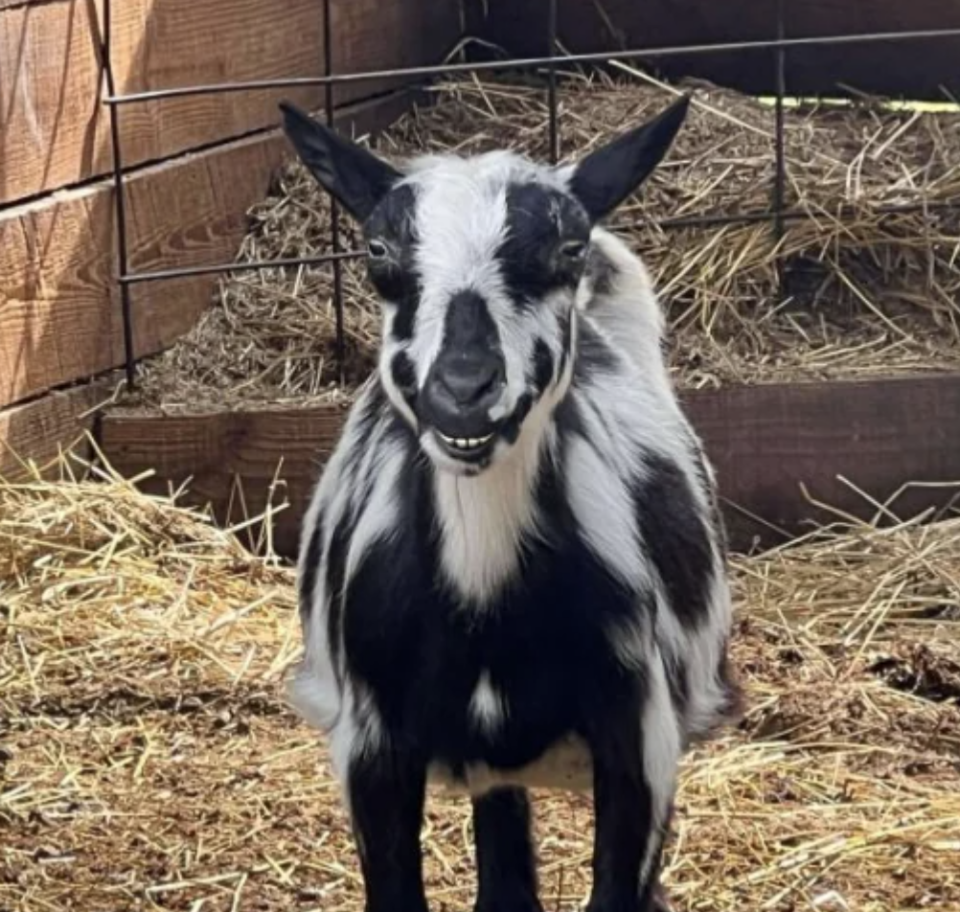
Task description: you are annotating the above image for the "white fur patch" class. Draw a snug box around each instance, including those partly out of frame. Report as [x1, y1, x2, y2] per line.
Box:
[433, 428, 545, 605]
[429, 732, 593, 797]
[566, 435, 647, 592]
[469, 670, 507, 734]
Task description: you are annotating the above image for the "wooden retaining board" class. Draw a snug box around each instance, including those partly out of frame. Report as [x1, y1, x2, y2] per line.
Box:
[0, 383, 108, 479]
[479, 0, 960, 101]
[0, 0, 460, 205]
[98, 375, 960, 558]
[0, 90, 411, 411]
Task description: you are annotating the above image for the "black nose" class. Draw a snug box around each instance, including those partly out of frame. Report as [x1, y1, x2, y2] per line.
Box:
[422, 354, 506, 430]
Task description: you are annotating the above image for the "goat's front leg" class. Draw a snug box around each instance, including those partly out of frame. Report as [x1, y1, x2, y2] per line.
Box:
[347, 745, 429, 912]
[473, 787, 543, 912]
[584, 697, 674, 912]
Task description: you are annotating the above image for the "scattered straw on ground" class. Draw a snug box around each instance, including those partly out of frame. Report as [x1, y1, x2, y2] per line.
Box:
[122, 67, 960, 415]
[2, 454, 959, 911]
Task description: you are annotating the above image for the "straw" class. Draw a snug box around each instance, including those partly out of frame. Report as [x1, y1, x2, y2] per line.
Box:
[2, 449, 959, 910]
[119, 69, 960, 415]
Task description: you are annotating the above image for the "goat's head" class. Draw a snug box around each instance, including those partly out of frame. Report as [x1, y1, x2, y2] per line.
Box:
[280, 96, 689, 475]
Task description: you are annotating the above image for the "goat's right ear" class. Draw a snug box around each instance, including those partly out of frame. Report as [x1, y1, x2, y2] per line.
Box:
[279, 101, 402, 222]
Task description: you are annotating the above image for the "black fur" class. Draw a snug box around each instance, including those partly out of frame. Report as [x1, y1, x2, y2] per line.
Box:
[299, 517, 324, 623]
[286, 95, 724, 912]
[498, 183, 591, 307]
[632, 452, 714, 630]
[473, 789, 541, 912]
[532, 339, 555, 396]
[364, 184, 421, 341]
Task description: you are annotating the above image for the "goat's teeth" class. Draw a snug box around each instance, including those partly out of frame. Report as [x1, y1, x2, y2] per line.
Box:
[437, 431, 495, 450]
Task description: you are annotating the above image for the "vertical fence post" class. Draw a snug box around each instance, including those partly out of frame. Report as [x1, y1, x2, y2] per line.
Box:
[323, 0, 347, 387]
[773, 0, 788, 301]
[546, 0, 560, 164]
[101, 0, 136, 389]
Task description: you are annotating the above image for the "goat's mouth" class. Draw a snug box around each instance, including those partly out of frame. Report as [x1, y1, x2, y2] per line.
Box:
[431, 428, 498, 463]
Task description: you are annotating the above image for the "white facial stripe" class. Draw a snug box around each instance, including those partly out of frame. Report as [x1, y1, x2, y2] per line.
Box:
[398, 152, 578, 413]
[404, 161, 511, 389]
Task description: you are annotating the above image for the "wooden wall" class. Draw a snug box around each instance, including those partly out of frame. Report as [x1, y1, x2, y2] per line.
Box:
[479, 0, 960, 101]
[99, 376, 960, 557]
[0, 0, 461, 476]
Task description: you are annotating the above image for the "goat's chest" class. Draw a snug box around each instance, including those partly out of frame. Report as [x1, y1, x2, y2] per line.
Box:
[343, 527, 640, 792]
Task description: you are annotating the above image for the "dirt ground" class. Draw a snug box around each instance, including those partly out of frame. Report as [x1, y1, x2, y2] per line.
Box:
[2, 471, 959, 911]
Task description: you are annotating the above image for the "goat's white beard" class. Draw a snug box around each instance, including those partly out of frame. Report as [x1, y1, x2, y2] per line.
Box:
[432, 388, 561, 606]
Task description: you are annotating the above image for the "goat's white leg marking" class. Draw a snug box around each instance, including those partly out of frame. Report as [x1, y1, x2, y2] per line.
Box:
[641, 646, 682, 884]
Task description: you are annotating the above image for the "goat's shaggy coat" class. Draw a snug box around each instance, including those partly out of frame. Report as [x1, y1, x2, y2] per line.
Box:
[281, 96, 740, 912]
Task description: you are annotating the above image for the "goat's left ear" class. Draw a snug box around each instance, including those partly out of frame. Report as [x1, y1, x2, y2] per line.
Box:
[279, 101, 402, 222]
[567, 94, 690, 221]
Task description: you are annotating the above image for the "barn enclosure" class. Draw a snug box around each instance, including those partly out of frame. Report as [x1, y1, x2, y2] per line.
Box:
[3, 2, 960, 910]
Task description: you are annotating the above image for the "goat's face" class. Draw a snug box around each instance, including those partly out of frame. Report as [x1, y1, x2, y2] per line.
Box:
[281, 96, 689, 475]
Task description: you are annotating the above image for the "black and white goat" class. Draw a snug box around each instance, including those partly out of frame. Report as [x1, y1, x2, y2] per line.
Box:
[281, 95, 741, 912]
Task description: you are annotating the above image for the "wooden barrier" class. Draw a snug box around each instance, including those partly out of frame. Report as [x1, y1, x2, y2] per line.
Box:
[98, 375, 960, 557]
[0, 384, 107, 479]
[0, 0, 459, 205]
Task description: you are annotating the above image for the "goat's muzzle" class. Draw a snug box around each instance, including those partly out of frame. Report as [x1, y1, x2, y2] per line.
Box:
[419, 350, 506, 461]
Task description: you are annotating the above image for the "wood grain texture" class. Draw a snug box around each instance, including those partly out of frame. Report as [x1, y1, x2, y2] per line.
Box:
[0, 0, 456, 206]
[101, 402, 351, 555]
[683, 374, 960, 547]
[0, 383, 106, 478]
[330, 0, 462, 106]
[479, 0, 960, 100]
[0, 90, 411, 411]
[99, 375, 960, 558]
[1, 131, 286, 409]
[0, 0, 327, 204]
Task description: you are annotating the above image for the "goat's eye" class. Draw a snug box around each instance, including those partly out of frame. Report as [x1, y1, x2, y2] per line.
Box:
[560, 240, 587, 261]
[367, 239, 389, 260]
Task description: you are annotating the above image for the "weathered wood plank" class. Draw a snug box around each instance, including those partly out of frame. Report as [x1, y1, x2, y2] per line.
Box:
[479, 0, 960, 101]
[0, 384, 107, 479]
[101, 402, 351, 555]
[0, 132, 287, 410]
[0, 90, 411, 411]
[330, 0, 462, 105]
[0, 0, 327, 204]
[98, 375, 960, 558]
[684, 375, 960, 547]
[0, 0, 458, 205]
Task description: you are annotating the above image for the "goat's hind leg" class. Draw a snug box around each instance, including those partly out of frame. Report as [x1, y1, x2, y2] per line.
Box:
[347, 744, 429, 912]
[473, 787, 543, 912]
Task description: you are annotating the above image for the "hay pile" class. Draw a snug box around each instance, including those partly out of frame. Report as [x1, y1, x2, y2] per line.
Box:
[3, 454, 959, 911]
[123, 67, 960, 415]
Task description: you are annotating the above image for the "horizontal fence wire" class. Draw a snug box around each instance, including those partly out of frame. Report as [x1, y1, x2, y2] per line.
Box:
[105, 22, 960, 383]
[103, 29, 960, 105]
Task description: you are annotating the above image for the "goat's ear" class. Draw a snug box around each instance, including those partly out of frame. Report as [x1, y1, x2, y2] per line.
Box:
[279, 101, 402, 222]
[567, 94, 690, 221]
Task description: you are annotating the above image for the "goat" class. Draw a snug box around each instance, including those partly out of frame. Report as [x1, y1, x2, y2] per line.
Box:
[280, 94, 741, 912]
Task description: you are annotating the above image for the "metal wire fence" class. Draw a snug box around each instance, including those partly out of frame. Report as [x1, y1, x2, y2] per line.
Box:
[97, 0, 960, 388]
